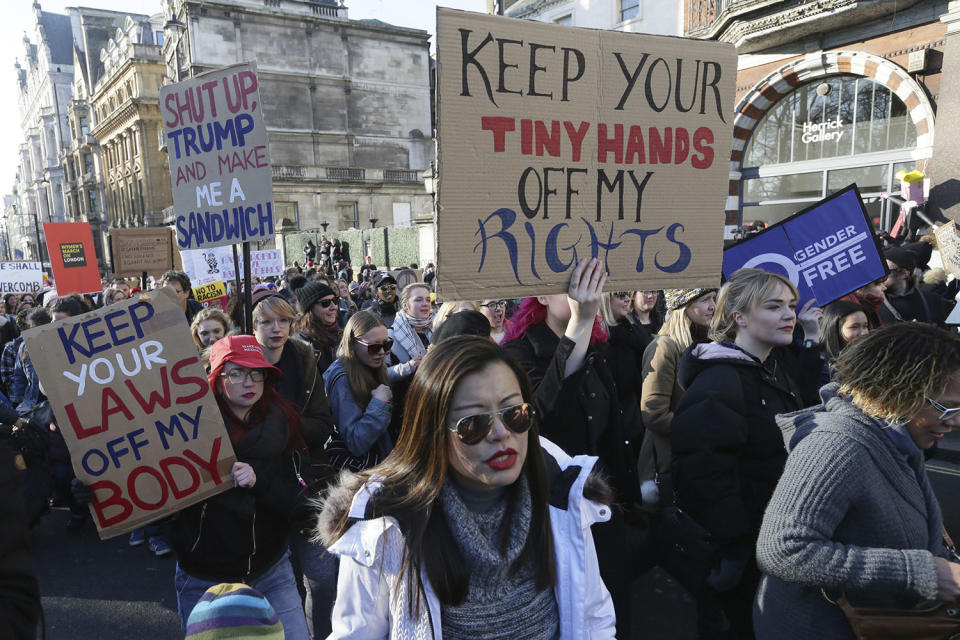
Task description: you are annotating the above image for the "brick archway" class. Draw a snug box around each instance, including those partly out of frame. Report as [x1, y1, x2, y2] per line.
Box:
[726, 51, 936, 226]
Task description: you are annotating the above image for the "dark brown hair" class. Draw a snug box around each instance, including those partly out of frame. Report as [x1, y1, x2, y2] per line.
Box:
[326, 336, 556, 610]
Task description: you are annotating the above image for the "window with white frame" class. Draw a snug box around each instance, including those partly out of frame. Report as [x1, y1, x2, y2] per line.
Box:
[620, 0, 640, 21]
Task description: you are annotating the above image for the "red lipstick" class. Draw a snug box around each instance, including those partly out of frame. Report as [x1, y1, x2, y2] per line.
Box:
[485, 448, 517, 471]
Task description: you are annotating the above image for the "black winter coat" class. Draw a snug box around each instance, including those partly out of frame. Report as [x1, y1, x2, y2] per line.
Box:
[503, 323, 641, 506]
[170, 406, 308, 582]
[671, 342, 819, 547]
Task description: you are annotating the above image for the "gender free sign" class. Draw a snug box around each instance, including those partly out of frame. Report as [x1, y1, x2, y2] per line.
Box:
[722, 185, 886, 306]
[160, 63, 274, 250]
[22, 288, 236, 539]
[435, 9, 736, 300]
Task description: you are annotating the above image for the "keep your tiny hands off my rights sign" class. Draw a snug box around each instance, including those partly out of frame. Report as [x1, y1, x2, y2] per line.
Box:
[722, 185, 887, 307]
[435, 9, 737, 301]
[160, 63, 274, 250]
[22, 288, 236, 539]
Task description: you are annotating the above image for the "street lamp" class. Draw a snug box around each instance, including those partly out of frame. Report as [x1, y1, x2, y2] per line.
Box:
[12, 204, 44, 264]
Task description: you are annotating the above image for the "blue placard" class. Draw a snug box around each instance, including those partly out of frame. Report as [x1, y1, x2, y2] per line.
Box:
[722, 185, 886, 306]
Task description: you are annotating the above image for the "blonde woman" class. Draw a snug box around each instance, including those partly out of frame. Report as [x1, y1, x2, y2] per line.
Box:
[387, 282, 433, 383]
[637, 288, 716, 503]
[670, 269, 822, 638]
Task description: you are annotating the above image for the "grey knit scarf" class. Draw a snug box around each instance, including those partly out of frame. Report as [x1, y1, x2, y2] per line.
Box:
[439, 476, 558, 640]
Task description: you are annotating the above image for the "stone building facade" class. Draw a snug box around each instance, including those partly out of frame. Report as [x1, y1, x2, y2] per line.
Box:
[12, 3, 74, 262]
[90, 12, 172, 254]
[685, 0, 949, 235]
[63, 7, 146, 269]
[495, 0, 682, 35]
[160, 0, 434, 250]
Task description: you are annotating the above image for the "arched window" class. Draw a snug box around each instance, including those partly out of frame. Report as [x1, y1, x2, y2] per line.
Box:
[740, 74, 921, 227]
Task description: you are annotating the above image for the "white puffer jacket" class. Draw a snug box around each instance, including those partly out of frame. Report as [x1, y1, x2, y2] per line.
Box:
[317, 437, 617, 639]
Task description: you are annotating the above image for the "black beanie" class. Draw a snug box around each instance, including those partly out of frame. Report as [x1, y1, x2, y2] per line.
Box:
[884, 246, 917, 272]
[432, 310, 492, 344]
[295, 281, 336, 314]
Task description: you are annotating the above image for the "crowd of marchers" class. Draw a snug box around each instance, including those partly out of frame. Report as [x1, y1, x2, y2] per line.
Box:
[3, 233, 960, 640]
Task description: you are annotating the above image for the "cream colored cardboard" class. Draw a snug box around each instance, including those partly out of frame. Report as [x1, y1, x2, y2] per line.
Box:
[936, 221, 960, 280]
[110, 227, 176, 277]
[22, 287, 236, 539]
[435, 8, 735, 300]
[160, 63, 274, 250]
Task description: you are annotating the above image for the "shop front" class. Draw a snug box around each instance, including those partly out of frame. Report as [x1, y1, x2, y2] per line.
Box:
[727, 51, 936, 236]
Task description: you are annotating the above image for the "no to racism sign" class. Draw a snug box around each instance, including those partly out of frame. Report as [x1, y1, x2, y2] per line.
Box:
[435, 8, 736, 300]
[722, 185, 887, 306]
[22, 287, 236, 539]
[160, 63, 275, 251]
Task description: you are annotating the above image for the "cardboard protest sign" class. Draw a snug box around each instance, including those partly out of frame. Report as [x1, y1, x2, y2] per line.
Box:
[434, 8, 736, 300]
[110, 227, 176, 277]
[193, 280, 227, 304]
[722, 185, 886, 306]
[43, 222, 102, 294]
[181, 246, 282, 286]
[160, 63, 274, 251]
[0, 261, 42, 294]
[22, 287, 236, 539]
[936, 221, 960, 280]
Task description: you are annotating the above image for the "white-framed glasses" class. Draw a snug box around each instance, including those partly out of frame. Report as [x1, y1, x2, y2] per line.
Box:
[925, 396, 960, 421]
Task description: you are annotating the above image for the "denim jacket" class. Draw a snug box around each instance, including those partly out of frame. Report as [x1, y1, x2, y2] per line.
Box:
[322, 358, 393, 460]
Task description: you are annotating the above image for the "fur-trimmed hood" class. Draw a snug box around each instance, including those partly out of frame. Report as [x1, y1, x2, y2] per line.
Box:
[314, 437, 614, 548]
[923, 267, 947, 287]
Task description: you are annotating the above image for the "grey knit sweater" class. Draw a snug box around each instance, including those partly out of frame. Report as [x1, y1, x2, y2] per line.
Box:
[439, 476, 559, 640]
[754, 389, 947, 640]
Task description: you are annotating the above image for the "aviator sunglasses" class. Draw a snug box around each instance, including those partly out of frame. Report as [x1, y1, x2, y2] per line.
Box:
[354, 337, 394, 355]
[449, 402, 536, 445]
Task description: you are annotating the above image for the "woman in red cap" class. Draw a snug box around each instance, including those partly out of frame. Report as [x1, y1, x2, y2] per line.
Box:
[169, 335, 311, 639]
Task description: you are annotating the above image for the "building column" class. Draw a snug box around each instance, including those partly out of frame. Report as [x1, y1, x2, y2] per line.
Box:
[928, 1, 960, 221]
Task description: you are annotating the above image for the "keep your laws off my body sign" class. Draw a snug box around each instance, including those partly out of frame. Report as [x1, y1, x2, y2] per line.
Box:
[22, 288, 236, 539]
[435, 9, 736, 300]
[160, 63, 274, 251]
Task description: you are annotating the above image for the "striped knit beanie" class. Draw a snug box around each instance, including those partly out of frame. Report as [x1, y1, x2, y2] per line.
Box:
[663, 288, 716, 311]
[185, 583, 283, 639]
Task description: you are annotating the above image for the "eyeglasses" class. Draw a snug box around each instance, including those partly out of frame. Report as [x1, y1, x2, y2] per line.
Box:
[378, 284, 397, 292]
[316, 297, 339, 309]
[925, 396, 960, 421]
[220, 368, 267, 384]
[449, 403, 536, 445]
[481, 300, 506, 309]
[355, 337, 394, 355]
[613, 292, 631, 299]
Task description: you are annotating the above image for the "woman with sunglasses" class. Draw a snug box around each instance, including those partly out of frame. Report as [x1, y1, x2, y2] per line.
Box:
[755, 323, 960, 639]
[294, 281, 342, 374]
[170, 335, 310, 638]
[323, 310, 394, 467]
[317, 335, 616, 638]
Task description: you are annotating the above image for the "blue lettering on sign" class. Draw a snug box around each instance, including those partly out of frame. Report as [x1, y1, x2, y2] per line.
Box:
[176, 202, 275, 250]
[473, 208, 691, 284]
[166, 113, 256, 159]
[58, 301, 155, 365]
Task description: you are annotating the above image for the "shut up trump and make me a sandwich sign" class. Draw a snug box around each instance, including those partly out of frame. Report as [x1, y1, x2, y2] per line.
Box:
[435, 8, 736, 300]
[160, 63, 274, 251]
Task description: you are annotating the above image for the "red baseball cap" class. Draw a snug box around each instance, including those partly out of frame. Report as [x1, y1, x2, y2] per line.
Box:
[207, 335, 281, 388]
